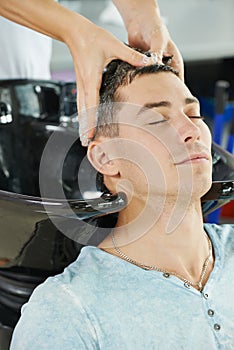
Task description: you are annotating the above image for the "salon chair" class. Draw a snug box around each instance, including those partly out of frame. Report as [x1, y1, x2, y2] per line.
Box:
[0, 79, 233, 349]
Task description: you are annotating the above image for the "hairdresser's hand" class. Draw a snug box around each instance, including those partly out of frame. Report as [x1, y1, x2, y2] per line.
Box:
[128, 22, 184, 80]
[66, 16, 151, 145]
[113, 0, 184, 81]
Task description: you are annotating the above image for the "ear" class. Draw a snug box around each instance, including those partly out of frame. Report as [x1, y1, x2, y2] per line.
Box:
[87, 140, 119, 176]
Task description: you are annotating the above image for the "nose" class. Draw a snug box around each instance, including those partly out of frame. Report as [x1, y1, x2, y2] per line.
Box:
[175, 115, 201, 144]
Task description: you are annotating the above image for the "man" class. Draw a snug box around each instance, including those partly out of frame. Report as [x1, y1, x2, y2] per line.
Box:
[10, 59, 234, 349]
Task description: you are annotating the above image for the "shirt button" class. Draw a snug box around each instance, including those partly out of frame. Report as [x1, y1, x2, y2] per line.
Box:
[203, 293, 209, 299]
[208, 309, 215, 317]
[184, 282, 191, 289]
[163, 273, 170, 278]
[214, 324, 221, 331]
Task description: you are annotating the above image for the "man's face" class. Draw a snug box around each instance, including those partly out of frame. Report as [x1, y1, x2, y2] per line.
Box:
[107, 71, 213, 201]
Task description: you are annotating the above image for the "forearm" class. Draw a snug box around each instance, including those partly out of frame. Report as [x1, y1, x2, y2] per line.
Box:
[0, 0, 92, 44]
[112, 0, 162, 29]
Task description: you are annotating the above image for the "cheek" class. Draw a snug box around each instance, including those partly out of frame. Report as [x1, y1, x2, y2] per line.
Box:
[118, 127, 174, 181]
[201, 123, 212, 149]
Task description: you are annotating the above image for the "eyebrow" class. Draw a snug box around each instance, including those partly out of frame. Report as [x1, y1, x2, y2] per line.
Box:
[137, 97, 199, 115]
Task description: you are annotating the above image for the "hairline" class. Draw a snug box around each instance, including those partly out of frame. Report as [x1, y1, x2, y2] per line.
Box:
[93, 63, 179, 140]
[114, 69, 179, 104]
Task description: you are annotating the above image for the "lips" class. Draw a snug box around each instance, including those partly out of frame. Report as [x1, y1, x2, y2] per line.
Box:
[175, 153, 210, 165]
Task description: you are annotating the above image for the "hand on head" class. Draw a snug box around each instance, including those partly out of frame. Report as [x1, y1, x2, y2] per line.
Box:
[127, 21, 184, 81]
[114, 0, 184, 79]
[68, 20, 154, 146]
[70, 6, 184, 146]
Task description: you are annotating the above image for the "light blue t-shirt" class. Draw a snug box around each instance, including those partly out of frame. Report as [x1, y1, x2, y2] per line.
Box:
[10, 224, 234, 350]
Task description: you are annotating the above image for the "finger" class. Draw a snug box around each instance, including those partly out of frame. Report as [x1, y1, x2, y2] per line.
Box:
[115, 42, 152, 66]
[75, 70, 90, 146]
[150, 50, 164, 65]
[167, 41, 184, 81]
[78, 105, 89, 146]
[83, 64, 103, 111]
[76, 79, 85, 114]
[128, 33, 150, 52]
[150, 38, 166, 64]
[172, 56, 184, 82]
[78, 63, 106, 144]
[149, 28, 168, 63]
[84, 66, 103, 112]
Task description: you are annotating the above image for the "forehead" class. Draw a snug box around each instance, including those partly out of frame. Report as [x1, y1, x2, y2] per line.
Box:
[118, 72, 194, 106]
[114, 72, 200, 136]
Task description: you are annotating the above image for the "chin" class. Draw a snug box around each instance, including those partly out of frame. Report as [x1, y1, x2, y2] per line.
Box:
[170, 173, 212, 201]
[180, 163, 212, 195]
[191, 175, 213, 199]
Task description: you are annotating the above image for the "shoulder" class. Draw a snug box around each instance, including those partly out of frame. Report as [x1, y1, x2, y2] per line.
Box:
[26, 246, 106, 305]
[10, 247, 101, 349]
[57, 246, 109, 291]
[25, 246, 115, 310]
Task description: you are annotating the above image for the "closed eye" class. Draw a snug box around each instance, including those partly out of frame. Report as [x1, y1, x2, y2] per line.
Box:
[189, 116, 205, 120]
[148, 119, 167, 125]
[147, 116, 205, 126]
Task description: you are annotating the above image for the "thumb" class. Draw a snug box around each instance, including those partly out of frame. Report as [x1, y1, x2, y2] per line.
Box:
[116, 43, 152, 67]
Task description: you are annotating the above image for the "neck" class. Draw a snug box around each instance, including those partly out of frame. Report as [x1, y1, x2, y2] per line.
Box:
[99, 195, 214, 284]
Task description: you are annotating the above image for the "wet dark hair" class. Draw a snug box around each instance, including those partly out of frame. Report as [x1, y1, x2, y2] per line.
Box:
[94, 50, 178, 139]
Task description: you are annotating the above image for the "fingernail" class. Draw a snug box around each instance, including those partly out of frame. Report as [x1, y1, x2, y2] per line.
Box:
[142, 55, 151, 65]
[151, 53, 158, 64]
[79, 119, 88, 146]
[81, 134, 89, 147]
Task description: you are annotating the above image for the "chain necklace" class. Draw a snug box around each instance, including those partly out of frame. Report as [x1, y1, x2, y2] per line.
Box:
[111, 231, 213, 292]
